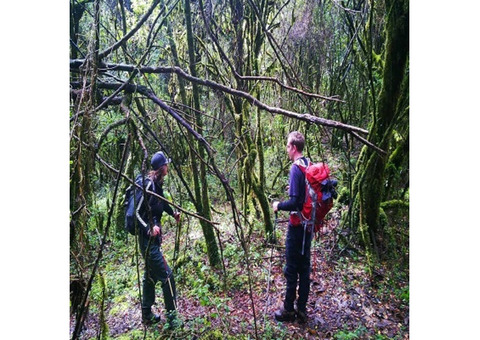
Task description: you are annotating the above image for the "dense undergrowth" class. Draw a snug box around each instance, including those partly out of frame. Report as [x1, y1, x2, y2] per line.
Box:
[70, 205, 409, 339]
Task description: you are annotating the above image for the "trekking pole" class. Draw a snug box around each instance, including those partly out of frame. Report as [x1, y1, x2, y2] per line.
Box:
[159, 239, 179, 314]
[173, 211, 181, 269]
[263, 211, 278, 322]
[272, 211, 278, 244]
[168, 213, 181, 313]
[166, 275, 178, 311]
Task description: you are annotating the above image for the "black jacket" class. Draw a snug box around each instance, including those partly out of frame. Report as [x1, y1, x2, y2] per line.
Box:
[136, 176, 174, 237]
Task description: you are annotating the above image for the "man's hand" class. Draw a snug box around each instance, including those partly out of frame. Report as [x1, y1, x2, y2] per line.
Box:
[272, 201, 280, 212]
[174, 211, 181, 223]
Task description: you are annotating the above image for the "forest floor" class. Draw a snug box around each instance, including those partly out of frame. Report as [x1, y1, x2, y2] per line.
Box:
[70, 212, 409, 339]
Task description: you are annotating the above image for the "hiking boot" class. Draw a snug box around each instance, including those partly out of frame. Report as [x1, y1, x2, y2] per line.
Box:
[296, 309, 308, 324]
[142, 313, 161, 325]
[274, 308, 296, 322]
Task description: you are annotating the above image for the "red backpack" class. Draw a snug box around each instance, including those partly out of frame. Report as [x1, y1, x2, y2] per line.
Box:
[289, 159, 337, 233]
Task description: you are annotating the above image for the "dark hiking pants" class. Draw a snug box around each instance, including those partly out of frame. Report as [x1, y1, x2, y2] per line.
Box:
[139, 235, 177, 318]
[283, 224, 312, 313]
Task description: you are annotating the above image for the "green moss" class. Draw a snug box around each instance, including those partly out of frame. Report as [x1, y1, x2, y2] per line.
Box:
[380, 199, 409, 210]
[193, 239, 208, 254]
[338, 186, 350, 205]
[379, 207, 388, 228]
[175, 254, 190, 269]
[108, 302, 128, 317]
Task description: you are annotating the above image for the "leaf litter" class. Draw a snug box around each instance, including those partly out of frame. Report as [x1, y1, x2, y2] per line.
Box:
[70, 218, 409, 339]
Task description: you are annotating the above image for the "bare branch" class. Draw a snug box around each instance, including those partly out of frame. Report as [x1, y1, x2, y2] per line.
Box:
[350, 131, 387, 156]
[198, 0, 343, 103]
[70, 61, 369, 135]
[98, 0, 161, 59]
[95, 118, 128, 152]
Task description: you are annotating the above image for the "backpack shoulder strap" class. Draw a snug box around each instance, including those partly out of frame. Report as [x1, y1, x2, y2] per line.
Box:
[145, 177, 155, 192]
[294, 157, 311, 174]
[134, 176, 155, 229]
[136, 174, 155, 192]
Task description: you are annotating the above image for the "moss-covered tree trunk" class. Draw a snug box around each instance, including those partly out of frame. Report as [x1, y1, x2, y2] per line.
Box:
[184, 0, 220, 268]
[230, 0, 274, 240]
[353, 0, 409, 264]
[165, 6, 190, 262]
[250, 3, 274, 241]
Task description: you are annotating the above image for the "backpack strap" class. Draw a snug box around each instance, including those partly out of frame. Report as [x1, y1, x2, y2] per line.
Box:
[293, 157, 314, 204]
[290, 157, 312, 227]
[135, 177, 154, 229]
[293, 157, 310, 173]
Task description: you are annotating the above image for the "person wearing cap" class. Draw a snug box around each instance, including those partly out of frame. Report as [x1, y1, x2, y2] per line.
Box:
[136, 151, 181, 327]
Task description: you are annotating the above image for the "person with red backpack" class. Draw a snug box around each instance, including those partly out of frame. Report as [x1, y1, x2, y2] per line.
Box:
[272, 131, 313, 324]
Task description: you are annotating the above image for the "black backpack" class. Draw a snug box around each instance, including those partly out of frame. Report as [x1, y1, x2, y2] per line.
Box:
[124, 175, 155, 235]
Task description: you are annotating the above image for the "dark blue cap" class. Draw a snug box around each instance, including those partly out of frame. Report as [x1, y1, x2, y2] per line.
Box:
[151, 151, 171, 170]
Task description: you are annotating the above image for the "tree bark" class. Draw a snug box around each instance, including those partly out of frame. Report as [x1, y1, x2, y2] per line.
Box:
[184, 0, 220, 268]
[353, 0, 409, 263]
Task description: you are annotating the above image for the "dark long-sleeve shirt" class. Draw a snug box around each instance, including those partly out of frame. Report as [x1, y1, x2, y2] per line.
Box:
[136, 177, 174, 236]
[149, 180, 174, 221]
[278, 157, 307, 212]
